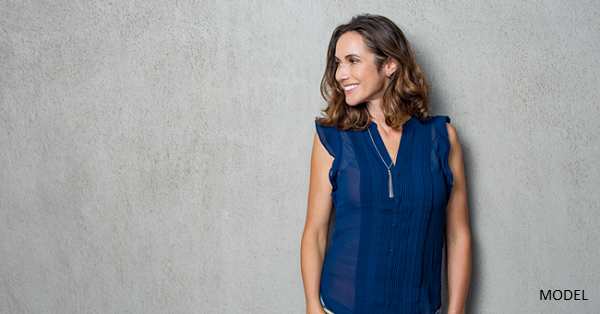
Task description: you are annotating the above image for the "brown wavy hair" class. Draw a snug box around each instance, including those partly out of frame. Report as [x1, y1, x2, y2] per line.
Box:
[318, 14, 429, 131]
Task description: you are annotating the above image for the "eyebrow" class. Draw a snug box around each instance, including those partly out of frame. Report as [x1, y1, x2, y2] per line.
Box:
[334, 53, 360, 60]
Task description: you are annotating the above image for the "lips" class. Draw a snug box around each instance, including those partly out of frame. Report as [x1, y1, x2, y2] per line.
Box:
[344, 84, 359, 91]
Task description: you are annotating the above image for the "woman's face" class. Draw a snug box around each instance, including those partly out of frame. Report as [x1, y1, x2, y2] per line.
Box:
[335, 31, 390, 107]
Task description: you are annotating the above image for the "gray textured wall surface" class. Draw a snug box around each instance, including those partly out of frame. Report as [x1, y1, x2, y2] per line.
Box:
[1, 0, 599, 313]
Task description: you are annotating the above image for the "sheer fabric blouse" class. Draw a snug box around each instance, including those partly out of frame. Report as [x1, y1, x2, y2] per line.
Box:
[316, 116, 453, 314]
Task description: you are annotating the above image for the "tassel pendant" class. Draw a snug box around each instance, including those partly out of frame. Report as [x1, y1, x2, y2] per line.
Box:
[388, 169, 394, 198]
[367, 128, 396, 199]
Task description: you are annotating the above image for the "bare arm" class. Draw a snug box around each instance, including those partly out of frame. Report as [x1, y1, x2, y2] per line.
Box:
[301, 132, 334, 314]
[445, 123, 472, 314]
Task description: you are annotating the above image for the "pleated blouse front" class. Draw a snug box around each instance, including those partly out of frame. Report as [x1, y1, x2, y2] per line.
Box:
[316, 116, 453, 314]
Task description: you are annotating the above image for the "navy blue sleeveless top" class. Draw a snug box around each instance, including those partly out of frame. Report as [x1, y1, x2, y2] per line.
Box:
[316, 116, 453, 314]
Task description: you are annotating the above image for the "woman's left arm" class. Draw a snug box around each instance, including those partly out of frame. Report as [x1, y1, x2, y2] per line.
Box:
[445, 123, 472, 314]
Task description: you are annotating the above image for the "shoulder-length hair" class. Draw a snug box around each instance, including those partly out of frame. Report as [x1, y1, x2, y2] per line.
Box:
[318, 14, 429, 131]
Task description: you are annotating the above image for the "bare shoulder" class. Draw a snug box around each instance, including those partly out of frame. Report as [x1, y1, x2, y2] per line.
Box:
[446, 122, 461, 148]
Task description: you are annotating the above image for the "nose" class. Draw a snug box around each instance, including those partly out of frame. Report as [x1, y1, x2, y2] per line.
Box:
[336, 63, 349, 82]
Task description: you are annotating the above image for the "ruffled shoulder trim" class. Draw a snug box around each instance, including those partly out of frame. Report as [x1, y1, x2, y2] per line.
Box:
[427, 116, 454, 202]
[315, 120, 341, 190]
[315, 120, 340, 158]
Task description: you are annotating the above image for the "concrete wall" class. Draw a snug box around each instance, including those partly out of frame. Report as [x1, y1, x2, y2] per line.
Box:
[1, 0, 598, 313]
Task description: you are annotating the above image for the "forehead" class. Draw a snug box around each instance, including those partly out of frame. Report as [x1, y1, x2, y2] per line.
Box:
[335, 31, 368, 58]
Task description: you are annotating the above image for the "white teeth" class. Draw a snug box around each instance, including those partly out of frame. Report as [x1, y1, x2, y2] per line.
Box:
[344, 84, 358, 91]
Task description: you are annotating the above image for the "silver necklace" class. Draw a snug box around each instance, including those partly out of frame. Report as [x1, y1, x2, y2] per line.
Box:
[367, 128, 396, 198]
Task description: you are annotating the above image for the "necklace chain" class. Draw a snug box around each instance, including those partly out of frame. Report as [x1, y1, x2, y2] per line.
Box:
[367, 128, 395, 198]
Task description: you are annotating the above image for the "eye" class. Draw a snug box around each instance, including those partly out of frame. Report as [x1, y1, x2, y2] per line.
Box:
[334, 61, 341, 67]
[349, 58, 358, 64]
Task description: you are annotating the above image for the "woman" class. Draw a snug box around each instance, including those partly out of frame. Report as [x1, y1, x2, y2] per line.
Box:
[301, 15, 471, 314]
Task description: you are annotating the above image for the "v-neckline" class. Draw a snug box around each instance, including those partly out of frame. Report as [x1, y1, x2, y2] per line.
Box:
[369, 117, 414, 167]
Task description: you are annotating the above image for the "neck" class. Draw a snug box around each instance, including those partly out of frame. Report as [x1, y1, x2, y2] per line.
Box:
[367, 102, 409, 130]
[367, 101, 385, 125]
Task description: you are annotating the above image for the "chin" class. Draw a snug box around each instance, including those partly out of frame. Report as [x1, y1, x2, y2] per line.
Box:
[345, 98, 361, 107]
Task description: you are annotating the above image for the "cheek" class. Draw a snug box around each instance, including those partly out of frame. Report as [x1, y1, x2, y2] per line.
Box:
[355, 65, 374, 82]
[352, 67, 363, 78]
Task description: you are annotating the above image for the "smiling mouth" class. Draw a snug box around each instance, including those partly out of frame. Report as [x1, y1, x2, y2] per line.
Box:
[344, 84, 359, 91]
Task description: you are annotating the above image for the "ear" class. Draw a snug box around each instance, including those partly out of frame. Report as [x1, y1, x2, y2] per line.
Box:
[384, 58, 398, 77]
